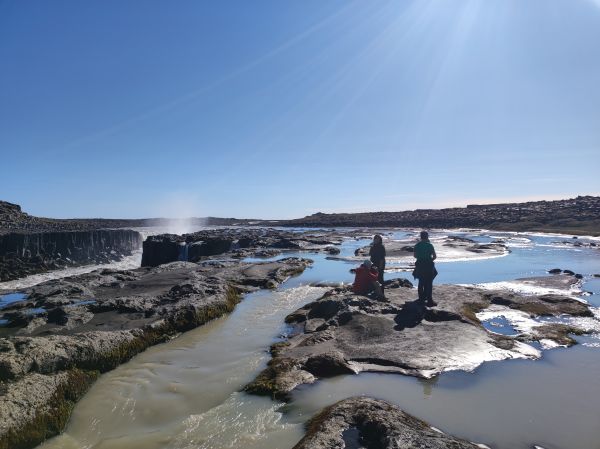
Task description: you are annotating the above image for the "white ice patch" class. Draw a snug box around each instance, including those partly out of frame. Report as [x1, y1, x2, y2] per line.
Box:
[488, 235, 533, 248]
[561, 307, 600, 335]
[539, 339, 564, 349]
[434, 250, 509, 263]
[441, 340, 541, 375]
[466, 280, 582, 299]
[476, 305, 542, 334]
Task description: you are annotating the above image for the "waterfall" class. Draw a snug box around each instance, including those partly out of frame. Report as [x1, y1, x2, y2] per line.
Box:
[178, 243, 189, 262]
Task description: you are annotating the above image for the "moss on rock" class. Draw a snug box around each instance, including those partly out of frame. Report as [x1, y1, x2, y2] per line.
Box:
[0, 369, 98, 449]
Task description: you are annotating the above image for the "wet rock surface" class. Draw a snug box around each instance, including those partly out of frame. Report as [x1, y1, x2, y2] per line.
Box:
[355, 235, 508, 260]
[246, 275, 593, 400]
[0, 257, 311, 449]
[141, 228, 343, 267]
[293, 397, 483, 449]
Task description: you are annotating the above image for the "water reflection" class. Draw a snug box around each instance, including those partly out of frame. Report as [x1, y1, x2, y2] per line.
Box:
[417, 375, 439, 398]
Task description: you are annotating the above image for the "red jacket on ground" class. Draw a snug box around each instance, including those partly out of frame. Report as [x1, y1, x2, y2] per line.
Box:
[353, 266, 378, 294]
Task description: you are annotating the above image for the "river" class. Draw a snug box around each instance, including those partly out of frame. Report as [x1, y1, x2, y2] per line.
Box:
[19, 229, 600, 449]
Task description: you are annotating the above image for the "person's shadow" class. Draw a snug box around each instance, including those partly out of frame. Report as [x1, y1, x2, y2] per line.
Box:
[393, 299, 426, 331]
[394, 299, 461, 331]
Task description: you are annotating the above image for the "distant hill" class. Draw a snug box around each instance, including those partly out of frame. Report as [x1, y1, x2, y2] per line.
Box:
[278, 196, 600, 236]
[0, 201, 265, 234]
[2, 196, 599, 236]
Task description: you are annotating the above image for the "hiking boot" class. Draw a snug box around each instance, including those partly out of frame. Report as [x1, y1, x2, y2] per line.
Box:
[425, 299, 437, 307]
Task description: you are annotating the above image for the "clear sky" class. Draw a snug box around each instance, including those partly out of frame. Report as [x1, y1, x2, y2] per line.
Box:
[1, 0, 599, 219]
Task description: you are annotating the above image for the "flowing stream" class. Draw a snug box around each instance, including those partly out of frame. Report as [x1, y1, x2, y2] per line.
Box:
[25, 230, 600, 449]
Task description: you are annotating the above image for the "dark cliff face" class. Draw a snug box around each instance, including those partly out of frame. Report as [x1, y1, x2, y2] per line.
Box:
[0, 230, 143, 282]
[140, 229, 341, 267]
[141, 231, 255, 267]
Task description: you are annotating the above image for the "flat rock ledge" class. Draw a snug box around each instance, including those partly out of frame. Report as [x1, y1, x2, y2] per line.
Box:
[0, 257, 311, 449]
[293, 397, 484, 449]
[245, 276, 592, 400]
[355, 235, 509, 260]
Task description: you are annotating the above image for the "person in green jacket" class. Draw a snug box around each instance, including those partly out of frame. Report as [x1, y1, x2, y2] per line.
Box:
[413, 231, 437, 307]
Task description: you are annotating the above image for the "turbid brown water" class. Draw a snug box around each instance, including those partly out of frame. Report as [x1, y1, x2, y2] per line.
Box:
[37, 285, 326, 449]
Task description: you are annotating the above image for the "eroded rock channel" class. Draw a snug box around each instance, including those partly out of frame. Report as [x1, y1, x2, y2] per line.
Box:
[0, 253, 311, 449]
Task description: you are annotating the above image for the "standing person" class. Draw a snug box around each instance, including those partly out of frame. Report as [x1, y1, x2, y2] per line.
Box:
[413, 231, 437, 307]
[369, 234, 386, 285]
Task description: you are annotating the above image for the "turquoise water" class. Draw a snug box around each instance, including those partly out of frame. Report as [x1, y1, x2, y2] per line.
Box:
[0, 292, 27, 309]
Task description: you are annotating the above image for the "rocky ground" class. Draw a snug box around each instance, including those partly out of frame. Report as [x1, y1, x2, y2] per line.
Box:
[141, 228, 344, 267]
[245, 275, 593, 400]
[280, 195, 600, 235]
[0, 257, 311, 449]
[293, 397, 485, 449]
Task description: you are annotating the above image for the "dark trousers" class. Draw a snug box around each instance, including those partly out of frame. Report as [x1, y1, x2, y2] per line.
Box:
[378, 266, 384, 285]
[418, 276, 433, 301]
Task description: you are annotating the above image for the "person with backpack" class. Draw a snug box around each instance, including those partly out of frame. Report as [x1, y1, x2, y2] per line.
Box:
[413, 231, 438, 307]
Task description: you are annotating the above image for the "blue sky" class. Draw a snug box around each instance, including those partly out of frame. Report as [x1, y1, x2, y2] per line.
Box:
[1, 0, 599, 219]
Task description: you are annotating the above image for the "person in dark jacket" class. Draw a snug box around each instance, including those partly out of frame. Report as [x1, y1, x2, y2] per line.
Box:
[369, 234, 386, 285]
[413, 231, 437, 307]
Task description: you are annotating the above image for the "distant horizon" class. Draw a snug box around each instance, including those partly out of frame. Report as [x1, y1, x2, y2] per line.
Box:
[7, 192, 599, 221]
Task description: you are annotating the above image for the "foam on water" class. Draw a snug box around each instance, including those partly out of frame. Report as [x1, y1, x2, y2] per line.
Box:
[168, 393, 301, 449]
[0, 250, 143, 291]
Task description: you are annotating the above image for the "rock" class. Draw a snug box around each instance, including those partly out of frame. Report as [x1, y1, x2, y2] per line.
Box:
[304, 352, 355, 377]
[279, 196, 600, 235]
[293, 397, 483, 449]
[0, 230, 143, 282]
[563, 269, 575, 275]
[0, 370, 99, 449]
[304, 318, 327, 333]
[548, 268, 562, 274]
[141, 229, 340, 267]
[46, 306, 94, 329]
[383, 278, 413, 289]
[245, 279, 593, 400]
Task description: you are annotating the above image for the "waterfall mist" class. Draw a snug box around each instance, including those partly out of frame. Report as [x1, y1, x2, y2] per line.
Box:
[151, 192, 207, 235]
